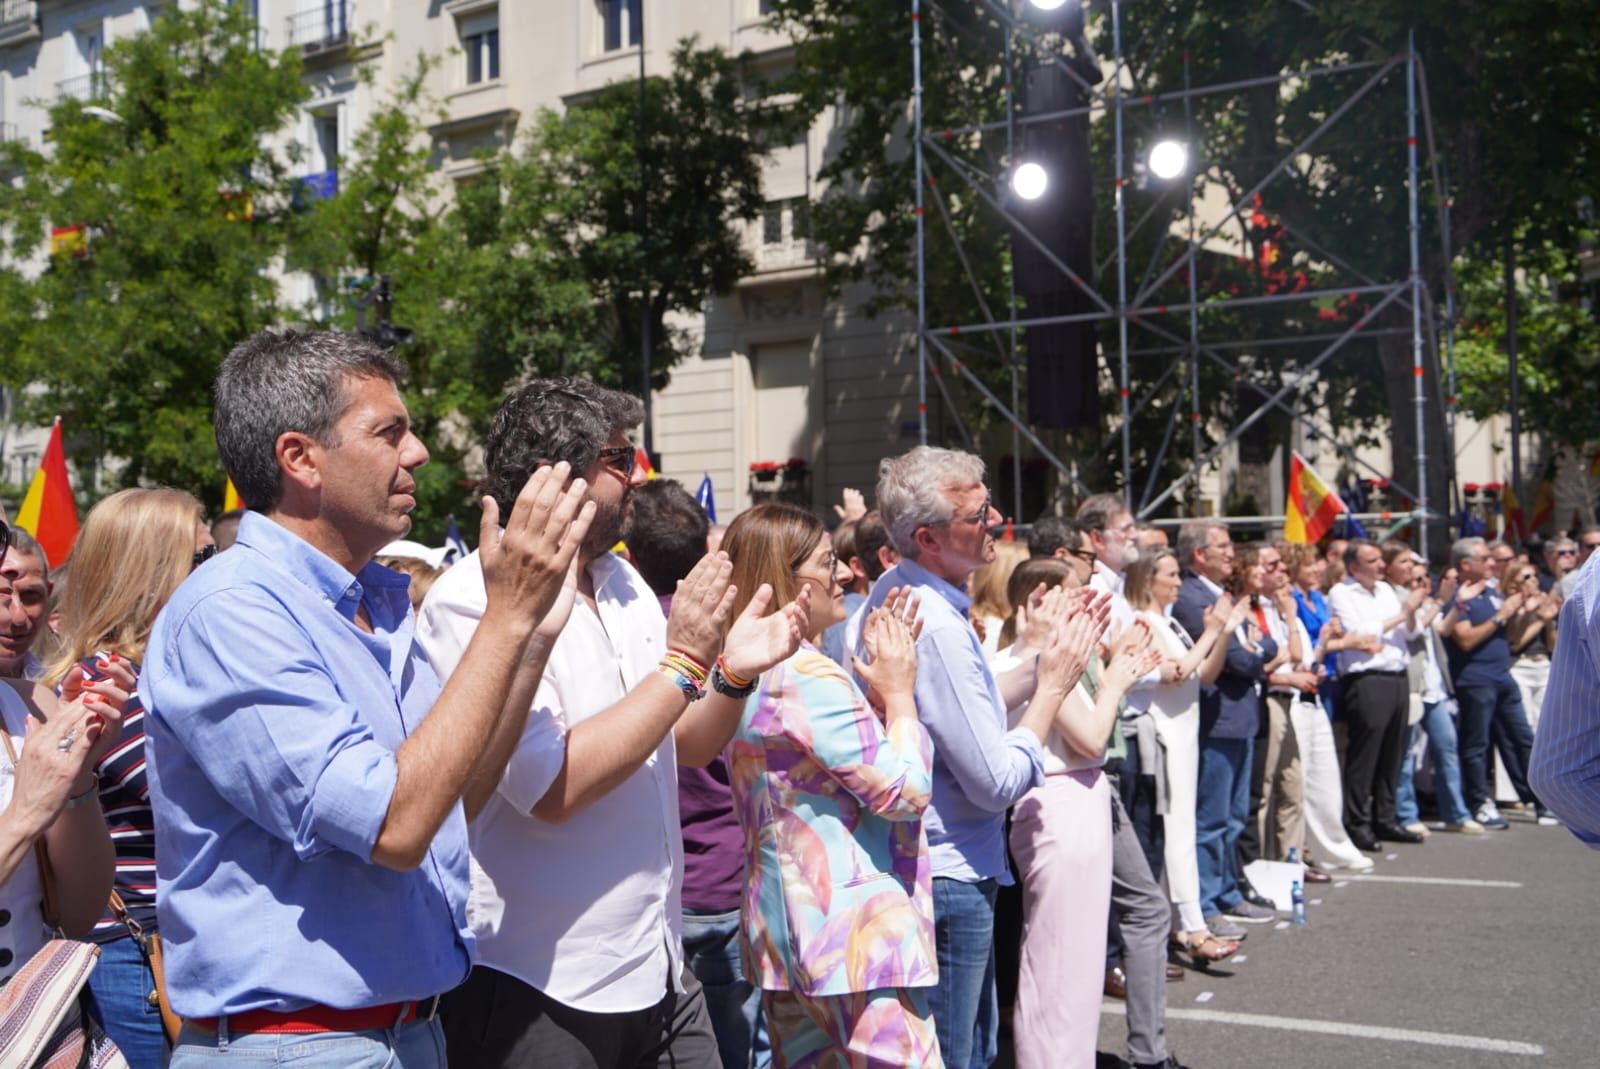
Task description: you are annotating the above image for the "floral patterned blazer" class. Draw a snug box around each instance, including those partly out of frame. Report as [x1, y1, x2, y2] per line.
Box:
[728, 644, 937, 996]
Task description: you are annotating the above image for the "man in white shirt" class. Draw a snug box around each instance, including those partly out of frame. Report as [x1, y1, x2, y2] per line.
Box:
[418, 379, 804, 1069]
[1077, 493, 1142, 638]
[1327, 538, 1427, 851]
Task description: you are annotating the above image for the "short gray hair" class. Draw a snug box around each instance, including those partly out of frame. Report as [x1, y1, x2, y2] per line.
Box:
[214, 330, 404, 512]
[1177, 520, 1225, 572]
[1450, 536, 1486, 569]
[1075, 492, 1129, 534]
[876, 446, 985, 558]
[6, 526, 50, 580]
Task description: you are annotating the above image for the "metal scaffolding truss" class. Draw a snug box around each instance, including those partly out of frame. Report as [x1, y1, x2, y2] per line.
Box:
[910, 0, 1458, 546]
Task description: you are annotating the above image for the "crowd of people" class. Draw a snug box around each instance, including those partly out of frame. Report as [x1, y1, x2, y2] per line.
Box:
[1, 327, 1597, 1069]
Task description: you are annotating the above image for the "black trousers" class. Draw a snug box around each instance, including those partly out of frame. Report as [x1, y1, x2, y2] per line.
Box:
[441, 964, 720, 1069]
[1340, 671, 1410, 835]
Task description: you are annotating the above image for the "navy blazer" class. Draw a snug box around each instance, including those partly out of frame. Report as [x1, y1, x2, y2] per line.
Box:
[1173, 574, 1277, 741]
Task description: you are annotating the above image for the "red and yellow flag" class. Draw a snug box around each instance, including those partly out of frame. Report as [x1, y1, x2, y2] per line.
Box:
[1529, 472, 1555, 534]
[15, 418, 80, 568]
[223, 478, 244, 512]
[1502, 482, 1526, 542]
[1284, 452, 1348, 544]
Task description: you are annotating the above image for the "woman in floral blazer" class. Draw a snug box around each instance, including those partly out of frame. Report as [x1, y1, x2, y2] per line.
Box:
[721, 503, 940, 1068]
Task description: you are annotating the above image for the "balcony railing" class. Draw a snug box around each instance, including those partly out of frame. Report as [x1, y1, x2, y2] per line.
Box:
[287, 1, 349, 52]
[56, 70, 109, 103]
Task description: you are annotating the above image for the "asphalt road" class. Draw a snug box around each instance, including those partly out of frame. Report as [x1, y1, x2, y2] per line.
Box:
[1079, 808, 1598, 1069]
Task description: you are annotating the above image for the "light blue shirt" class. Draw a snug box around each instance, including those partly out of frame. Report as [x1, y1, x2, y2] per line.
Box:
[1529, 553, 1600, 848]
[859, 558, 1044, 883]
[141, 512, 473, 1017]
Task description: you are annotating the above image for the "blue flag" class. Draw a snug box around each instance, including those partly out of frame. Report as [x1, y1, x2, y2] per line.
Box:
[696, 474, 718, 524]
[1458, 509, 1485, 538]
[444, 514, 468, 563]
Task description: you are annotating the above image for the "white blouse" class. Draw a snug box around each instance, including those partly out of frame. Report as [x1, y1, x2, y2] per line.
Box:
[0, 685, 49, 984]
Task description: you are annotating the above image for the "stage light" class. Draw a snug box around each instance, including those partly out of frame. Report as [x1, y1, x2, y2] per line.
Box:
[1027, 0, 1069, 9]
[1147, 139, 1189, 181]
[1011, 162, 1049, 201]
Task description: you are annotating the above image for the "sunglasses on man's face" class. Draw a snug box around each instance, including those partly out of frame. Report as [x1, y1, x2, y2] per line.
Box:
[594, 445, 636, 478]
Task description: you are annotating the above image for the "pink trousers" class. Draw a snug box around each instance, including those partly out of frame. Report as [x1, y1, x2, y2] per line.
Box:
[1007, 769, 1113, 1069]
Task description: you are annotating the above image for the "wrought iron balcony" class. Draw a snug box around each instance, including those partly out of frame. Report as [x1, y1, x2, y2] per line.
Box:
[55, 70, 109, 103]
[287, 1, 350, 52]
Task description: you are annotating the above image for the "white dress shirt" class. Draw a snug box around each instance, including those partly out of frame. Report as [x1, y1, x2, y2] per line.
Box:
[0, 689, 47, 986]
[1327, 577, 1411, 675]
[1091, 560, 1136, 638]
[417, 551, 685, 1013]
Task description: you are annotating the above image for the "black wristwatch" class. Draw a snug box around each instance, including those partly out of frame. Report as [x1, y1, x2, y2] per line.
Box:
[709, 663, 759, 699]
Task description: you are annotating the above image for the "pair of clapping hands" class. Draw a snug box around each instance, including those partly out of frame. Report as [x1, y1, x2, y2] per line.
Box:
[476, 464, 810, 681]
[1016, 585, 1165, 697]
[7, 656, 136, 837]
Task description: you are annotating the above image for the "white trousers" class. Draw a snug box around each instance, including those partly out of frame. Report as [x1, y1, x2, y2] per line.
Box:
[1149, 700, 1204, 932]
[1291, 699, 1365, 869]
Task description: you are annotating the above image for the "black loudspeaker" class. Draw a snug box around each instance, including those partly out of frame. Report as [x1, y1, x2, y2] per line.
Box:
[1011, 45, 1102, 430]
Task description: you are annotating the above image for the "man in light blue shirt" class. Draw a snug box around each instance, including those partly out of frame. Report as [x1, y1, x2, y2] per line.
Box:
[143, 330, 593, 1067]
[859, 446, 1084, 1069]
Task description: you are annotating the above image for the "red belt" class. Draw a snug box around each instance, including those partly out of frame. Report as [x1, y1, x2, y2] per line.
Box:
[192, 995, 441, 1035]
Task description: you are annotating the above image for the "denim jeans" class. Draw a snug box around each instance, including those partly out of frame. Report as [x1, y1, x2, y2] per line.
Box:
[682, 908, 770, 1069]
[1457, 680, 1539, 812]
[1195, 736, 1252, 918]
[930, 877, 998, 1069]
[1421, 698, 1472, 825]
[84, 932, 169, 1069]
[1397, 723, 1423, 825]
[171, 1017, 444, 1067]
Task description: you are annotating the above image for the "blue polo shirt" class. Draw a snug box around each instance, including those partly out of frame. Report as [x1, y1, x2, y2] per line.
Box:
[1447, 588, 1511, 688]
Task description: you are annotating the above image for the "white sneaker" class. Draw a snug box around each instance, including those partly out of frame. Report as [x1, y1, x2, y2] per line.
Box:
[1474, 803, 1510, 830]
[1444, 819, 1486, 835]
[1403, 821, 1431, 838]
[1342, 854, 1375, 872]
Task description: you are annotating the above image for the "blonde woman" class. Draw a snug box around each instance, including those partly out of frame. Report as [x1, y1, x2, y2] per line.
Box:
[48, 488, 215, 1069]
[1123, 548, 1246, 965]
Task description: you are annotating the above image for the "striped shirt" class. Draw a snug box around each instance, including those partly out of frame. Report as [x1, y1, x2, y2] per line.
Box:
[1529, 555, 1600, 847]
[85, 657, 158, 940]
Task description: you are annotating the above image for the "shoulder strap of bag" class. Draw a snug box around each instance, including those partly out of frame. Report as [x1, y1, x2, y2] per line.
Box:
[0, 716, 64, 933]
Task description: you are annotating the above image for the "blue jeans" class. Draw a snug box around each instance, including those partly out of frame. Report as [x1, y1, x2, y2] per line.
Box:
[171, 1017, 444, 1067]
[84, 932, 169, 1069]
[1421, 698, 1472, 824]
[1457, 680, 1539, 812]
[1397, 722, 1422, 825]
[682, 908, 770, 1069]
[930, 877, 998, 1069]
[1195, 736, 1252, 918]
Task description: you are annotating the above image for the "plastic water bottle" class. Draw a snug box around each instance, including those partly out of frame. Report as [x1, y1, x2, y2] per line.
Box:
[1286, 846, 1300, 865]
[1290, 878, 1307, 926]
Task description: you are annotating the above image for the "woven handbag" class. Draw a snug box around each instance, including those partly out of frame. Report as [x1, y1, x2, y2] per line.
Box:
[0, 724, 129, 1069]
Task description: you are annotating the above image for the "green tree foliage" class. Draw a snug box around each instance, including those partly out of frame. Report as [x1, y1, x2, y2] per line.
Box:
[1453, 243, 1600, 451]
[765, 0, 1600, 515]
[0, 0, 307, 504]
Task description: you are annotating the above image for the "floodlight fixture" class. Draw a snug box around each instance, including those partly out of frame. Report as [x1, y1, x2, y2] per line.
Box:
[1147, 139, 1189, 181]
[1027, 0, 1069, 10]
[82, 106, 123, 124]
[1011, 162, 1049, 201]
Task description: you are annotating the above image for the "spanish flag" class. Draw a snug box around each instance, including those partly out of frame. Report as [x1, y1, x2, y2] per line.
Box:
[1502, 482, 1526, 542]
[15, 418, 79, 568]
[635, 447, 656, 481]
[223, 478, 244, 512]
[1284, 452, 1348, 544]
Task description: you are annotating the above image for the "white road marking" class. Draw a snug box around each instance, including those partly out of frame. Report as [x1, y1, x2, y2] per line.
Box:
[1310, 898, 1323, 905]
[1385, 852, 1400, 860]
[1334, 880, 1349, 888]
[1194, 991, 1214, 1003]
[1273, 920, 1290, 930]
[1099, 1005, 1544, 1055]
[1340, 874, 1523, 888]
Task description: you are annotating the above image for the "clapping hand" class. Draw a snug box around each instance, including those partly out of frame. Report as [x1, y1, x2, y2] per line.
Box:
[1202, 592, 1236, 634]
[1037, 592, 1113, 695]
[880, 586, 925, 641]
[1016, 584, 1070, 651]
[665, 552, 739, 667]
[1435, 568, 1459, 606]
[833, 488, 867, 523]
[12, 700, 107, 838]
[1104, 620, 1163, 694]
[722, 582, 811, 681]
[479, 463, 597, 631]
[855, 607, 919, 713]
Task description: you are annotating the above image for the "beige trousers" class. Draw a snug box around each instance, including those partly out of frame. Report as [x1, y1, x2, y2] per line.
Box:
[1258, 692, 1305, 860]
